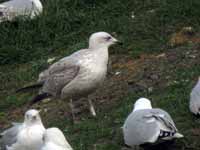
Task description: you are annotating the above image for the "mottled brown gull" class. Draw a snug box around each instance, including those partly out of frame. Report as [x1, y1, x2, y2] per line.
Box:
[17, 31, 120, 120]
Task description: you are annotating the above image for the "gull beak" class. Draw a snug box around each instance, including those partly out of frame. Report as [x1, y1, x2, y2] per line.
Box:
[113, 38, 123, 45]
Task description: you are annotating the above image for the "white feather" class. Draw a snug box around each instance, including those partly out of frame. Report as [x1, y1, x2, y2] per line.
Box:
[41, 128, 73, 150]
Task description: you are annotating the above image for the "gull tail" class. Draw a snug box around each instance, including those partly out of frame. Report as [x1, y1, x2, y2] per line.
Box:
[29, 93, 51, 105]
[16, 83, 43, 93]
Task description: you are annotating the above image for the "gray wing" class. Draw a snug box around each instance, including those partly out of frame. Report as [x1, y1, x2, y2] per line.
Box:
[0, 123, 22, 150]
[38, 49, 93, 96]
[123, 109, 177, 146]
[38, 55, 77, 83]
[146, 108, 177, 132]
[41, 65, 80, 97]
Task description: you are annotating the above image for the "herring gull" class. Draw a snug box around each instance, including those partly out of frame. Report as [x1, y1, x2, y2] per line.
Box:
[0, 109, 45, 150]
[0, 0, 43, 22]
[122, 98, 183, 148]
[17, 31, 120, 120]
[41, 128, 73, 150]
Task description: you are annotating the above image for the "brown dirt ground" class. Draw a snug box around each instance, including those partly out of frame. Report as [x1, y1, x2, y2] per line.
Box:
[1, 42, 200, 130]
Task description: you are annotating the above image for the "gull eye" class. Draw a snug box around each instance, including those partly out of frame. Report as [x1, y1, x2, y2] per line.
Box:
[33, 116, 37, 120]
[105, 36, 112, 41]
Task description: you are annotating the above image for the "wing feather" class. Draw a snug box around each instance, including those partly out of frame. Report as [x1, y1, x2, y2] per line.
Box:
[1, 123, 22, 149]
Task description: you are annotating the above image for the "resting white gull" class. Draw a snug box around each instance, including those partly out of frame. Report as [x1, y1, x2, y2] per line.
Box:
[0, 109, 45, 150]
[16, 31, 120, 121]
[190, 77, 200, 115]
[0, 0, 43, 22]
[122, 98, 183, 148]
[41, 128, 73, 150]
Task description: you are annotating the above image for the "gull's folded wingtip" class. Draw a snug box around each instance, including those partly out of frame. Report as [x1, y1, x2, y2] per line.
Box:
[16, 83, 43, 93]
[174, 133, 184, 138]
[29, 93, 51, 106]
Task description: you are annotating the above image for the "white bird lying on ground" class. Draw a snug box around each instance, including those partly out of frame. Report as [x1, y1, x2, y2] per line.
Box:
[16, 31, 121, 121]
[0, 109, 45, 150]
[0, 0, 43, 22]
[41, 128, 73, 150]
[190, 77, 200, 115]
[122, 98, 183, 148]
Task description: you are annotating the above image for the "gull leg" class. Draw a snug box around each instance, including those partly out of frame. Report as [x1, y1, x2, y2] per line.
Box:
[88, 99, 96, 117]
[69, 99, 76, 122]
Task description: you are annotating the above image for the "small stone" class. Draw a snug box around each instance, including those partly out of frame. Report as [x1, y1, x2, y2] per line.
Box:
[115, 71, 121, 75]
[148, 87, 153, 93]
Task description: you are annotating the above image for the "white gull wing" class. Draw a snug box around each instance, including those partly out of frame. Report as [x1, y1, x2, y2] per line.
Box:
[123, 108, 181, 147]
[41, 143, 67, 150]
[41, 142, 72, 150]
[41, 128, 73, 150]
[190, 79, 200, 115]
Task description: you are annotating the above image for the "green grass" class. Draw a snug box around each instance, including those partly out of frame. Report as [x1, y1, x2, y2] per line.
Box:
[0, 0, 200, 64]
[1, 0, 200, 150]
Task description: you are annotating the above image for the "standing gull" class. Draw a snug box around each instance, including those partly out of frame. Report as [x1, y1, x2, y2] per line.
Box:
[17, 32, 120, 120]
[0, 0, 43, 22]
[0, 109, 45, 150]
[122, 98, 183, 148]
[41, 128, 73, 150]
[190, 77, 200, 115]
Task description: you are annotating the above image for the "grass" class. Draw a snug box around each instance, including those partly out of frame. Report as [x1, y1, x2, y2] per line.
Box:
[1, 0, 200, 150]
[0, 0, 200, 64]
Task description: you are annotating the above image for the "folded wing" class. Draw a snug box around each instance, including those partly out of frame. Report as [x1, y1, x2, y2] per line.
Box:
[0, 123, 22, 150]
[123, 109, 182, 146]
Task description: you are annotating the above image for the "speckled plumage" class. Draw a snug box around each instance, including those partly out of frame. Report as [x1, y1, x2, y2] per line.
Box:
[39, 47, 108, 99]
[32, 32, 118, 103]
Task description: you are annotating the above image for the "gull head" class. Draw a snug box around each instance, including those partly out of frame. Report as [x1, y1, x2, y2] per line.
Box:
[42, 128, 68, 147]
[24, 109, 42, 124]
[89, 32, 119, 49]
[133, 98, 152, 112]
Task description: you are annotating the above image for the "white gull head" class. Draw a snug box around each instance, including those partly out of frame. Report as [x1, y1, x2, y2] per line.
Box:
[89, 32, 118, 49]
[24, 109, 42, 125]
[133, 98, 152, 112]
